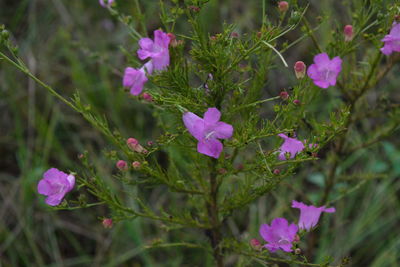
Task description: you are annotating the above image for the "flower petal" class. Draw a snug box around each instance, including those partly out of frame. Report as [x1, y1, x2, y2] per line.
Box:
[45, 194, 64, 206]
[213, 122, 233, 139]
[204, 108, 221, 123]
[37, 179, 51, 196]
[197, 139, 223, 158]
[183, 112, 204, 141]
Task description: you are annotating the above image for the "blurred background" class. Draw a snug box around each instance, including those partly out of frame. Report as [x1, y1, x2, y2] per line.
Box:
[0, 0, 399, 266]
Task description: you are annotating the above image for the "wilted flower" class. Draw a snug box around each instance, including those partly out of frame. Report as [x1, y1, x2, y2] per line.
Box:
[344, 25, 354, 42]
[259, 218, 298, 253]
[380, 22, 400, 55]
[123, 67, 147, 96]
[278, 1, 289, 12]
[183, 107, 233, 158]
[116, 160, 128, 171]
[137, 29, 171, 71]
[292, 200, 336, 231]
[99, 0, 114, 8]
[307, 53, 342, 89]
[294, 61, 306, 79]
[278, 134, 305, 160]
[127, 138, 146, 153]
[37, 168, 75, 206]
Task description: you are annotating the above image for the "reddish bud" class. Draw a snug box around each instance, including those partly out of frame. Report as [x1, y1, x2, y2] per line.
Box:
[294, 234, 300, 243]
[142, 92, 153, 102]
[210, 35, 217, 41]
[293, 99, 301, 105]
[127, 138, 145, 153]
[102, 218, 113, 228]
[132, 161, 141, 169]
[256, 31, 262, 38]
[167, 33, 176, 42]
[250, 239, 262, 250]
[278, 1, 289, 12]
[344, 25, 354, 42]
[188, 5, 200, 12]
[280, 91, 289, 100]
[273, 169, 281, 175]
[230, 32, 239, 38]
[294, 61, 306, 79]
[147, 141, 154, 146]
[78, 153, 84, 159]
[116, 160, 128, 171]
[236, 163, 244, 170]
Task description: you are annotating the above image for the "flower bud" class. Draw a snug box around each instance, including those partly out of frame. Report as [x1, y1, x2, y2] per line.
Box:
[295, 248, 302, 254]
[294, 61, 306, 79]
[188, 5, 200, 12]
[102, 218, 113, 228]
[230, 32, 239, 38]
[278, 1, 289, 12]
[273, 169, 280, 175]
[293, 99, 301, 105]
[250, 238, 262, 250]
[280, 91, 289, 100]
[116, 160, 128, 171]
[256, 31, 262, 38]
[127, 138, 145, 153]
[132, 161, 141, 169]
[344, 25, 354, 42]
[147, 141, 154, 146]
[142, 92, 153, 102]
[294, 234, 300, 243]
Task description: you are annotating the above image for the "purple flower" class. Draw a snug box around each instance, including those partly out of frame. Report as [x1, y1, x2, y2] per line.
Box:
[37, 168, 75, 206]
[137, 29, 171, 71]
[123, 67, 148, 95]
[259, 218, 298, 253]
[381, 22, 400, 55]
[292, 200, 336, 231]
[183, 108, 233, 158]
[307, 53, 342, 89]
[277, 134, 305, 160]
[99, 0, 114, 8]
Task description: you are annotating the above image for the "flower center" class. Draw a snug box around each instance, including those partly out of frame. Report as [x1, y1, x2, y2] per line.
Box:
[323, 69, 333, 81]
[205, 131, 215, 140]
[278, 238, 290, 245]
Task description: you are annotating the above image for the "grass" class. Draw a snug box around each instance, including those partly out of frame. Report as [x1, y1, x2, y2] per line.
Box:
[1, 0, 399, 266]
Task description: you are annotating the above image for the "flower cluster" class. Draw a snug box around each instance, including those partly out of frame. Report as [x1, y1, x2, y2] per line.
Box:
[123, 30, 171, 95]
[258, 201, 335, 253]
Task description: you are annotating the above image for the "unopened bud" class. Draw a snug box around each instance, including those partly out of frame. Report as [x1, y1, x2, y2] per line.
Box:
[344, 25, 354, 42]
[294, 234, 300, 243]
[116, 160, 128, 171]
[294, 61, 306, 79]
[102, 218, 113, 228]
[127, 138, 145, 153]
[295, 248, 301, 254]
[210, 35, 217, 41]
[142, 92, 153, 102]
[293, 99, 301, 105]
[256, 31, 262, 38]
[278, 1, 289, 12]
[250, 238, 262, 250]
[147, 141, 154, 146]
[132, 161, 141, 169]
[280, 91, 289, 100]
[230, 32, 239, 38]
[188, 5, 200, 12]
[273, 169, 280, 175]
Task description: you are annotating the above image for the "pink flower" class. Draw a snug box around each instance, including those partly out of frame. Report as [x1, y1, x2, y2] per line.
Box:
[344, 25, 354, 42]
[37, 168, 75, 206]
[292, 200, 336, 231]
[277, 134, 305, 160]
[259, 218, 298, 253]
[278, 1, 289, 12]
[137, 29, 171, 71]
[127, 138, 146, 153]
[183, 108, 233, 158]
[307, 53, 342, 89]
[116, 160, 128, 171]
[123, 67, 147, 95]
[99, 0, 114, 8]
[381, 22, 400, 55]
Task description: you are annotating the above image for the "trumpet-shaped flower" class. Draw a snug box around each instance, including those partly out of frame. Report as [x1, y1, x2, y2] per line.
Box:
[37, 168, 75, 206]
[292, 200, 336, 231]
[278, 134, 305, 160]
[183, 108, 233, 158]
[137, 29, 171, 71]
[381, 22, 400, 55]
[259, 218, 298, 253]
[123, 67, 147, 95]
[307, 53, 342, 89]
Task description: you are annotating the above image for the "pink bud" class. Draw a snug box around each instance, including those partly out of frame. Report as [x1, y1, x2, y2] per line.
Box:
[132, 161, 141, 169]
[230, 32, 239, 38]
[294, 234, 300, 243]
[127, 138, 145, 153]
[278, 1, 289, 12]
[273, 169, 281, 175]
[167, 33, 176, 42]
[294, 61, 306, 79]
[116, 160, 128, 171]
[147, 141, 154, 146]
[256, 31, 262, 38]
[142, 92, 153, 102]
[293, 99, 301, 105]
[250, 239, 262, 250]
[280, 91, 289, 100]
[102, 218, 113, 228]
[344, 25, 354, 42]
